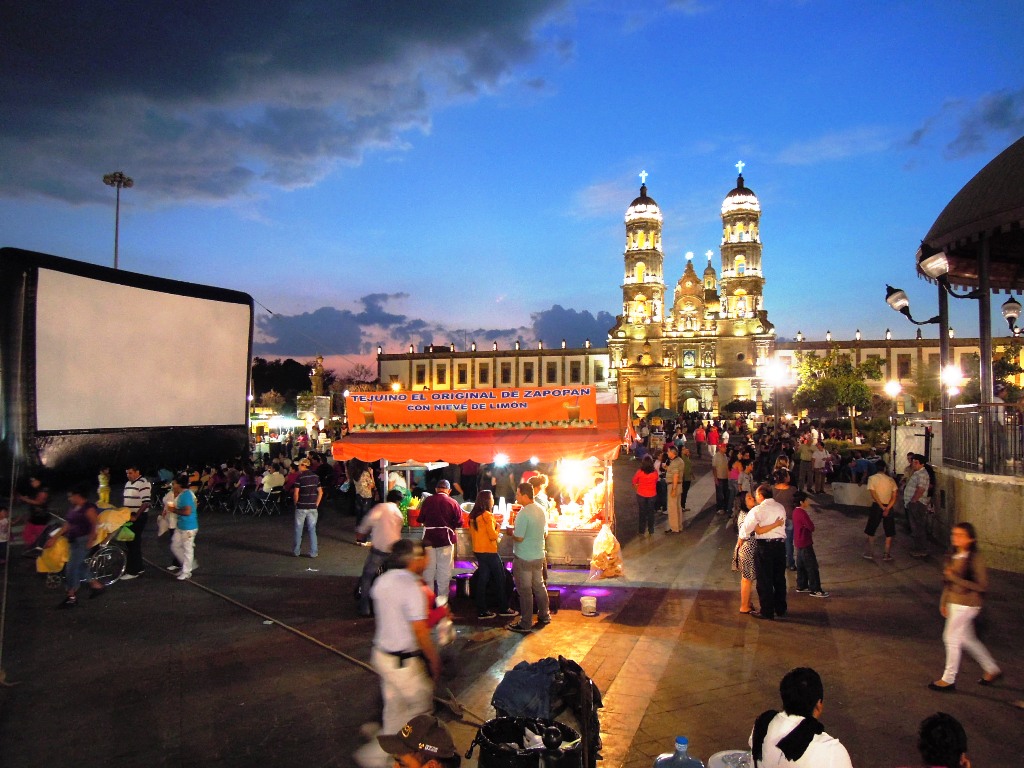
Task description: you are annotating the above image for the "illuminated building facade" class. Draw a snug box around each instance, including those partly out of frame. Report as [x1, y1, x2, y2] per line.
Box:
[607, 167, 775, 416]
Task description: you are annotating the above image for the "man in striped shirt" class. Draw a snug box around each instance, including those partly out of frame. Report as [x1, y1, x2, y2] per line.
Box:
[292, 458, 322, 558]
[122, 465, 151, 579]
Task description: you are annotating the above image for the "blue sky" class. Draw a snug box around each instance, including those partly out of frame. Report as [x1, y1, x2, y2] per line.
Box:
[2, 1, 1022, 374]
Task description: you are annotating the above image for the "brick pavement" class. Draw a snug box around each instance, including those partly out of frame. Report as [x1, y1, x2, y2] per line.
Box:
[2, 457, 1022, 768]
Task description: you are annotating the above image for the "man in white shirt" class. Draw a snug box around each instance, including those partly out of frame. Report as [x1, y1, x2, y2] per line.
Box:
[741, 483, 787, 620]
[259, 463, 285, 498]
[355, 489, 405, 617]
[354, 539, 440, 768]
[121, 465, 152, 579]
[750, 667, 852, 768]
[904, 454, 931, 558]
[810, 442, 829, 494]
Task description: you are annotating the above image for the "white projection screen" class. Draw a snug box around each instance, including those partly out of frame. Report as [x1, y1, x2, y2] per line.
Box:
[35, 269, 251, 431]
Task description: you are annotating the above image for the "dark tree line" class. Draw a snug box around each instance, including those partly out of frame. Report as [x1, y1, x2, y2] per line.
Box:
[252, 357, 336, 413]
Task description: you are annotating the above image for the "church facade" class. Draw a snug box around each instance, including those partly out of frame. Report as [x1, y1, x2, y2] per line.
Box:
[607, 168, 775, 418]
[375, 168, 997, 418]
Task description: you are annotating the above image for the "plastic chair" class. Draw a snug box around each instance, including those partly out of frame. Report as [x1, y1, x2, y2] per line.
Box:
[249, 488, 284, 517]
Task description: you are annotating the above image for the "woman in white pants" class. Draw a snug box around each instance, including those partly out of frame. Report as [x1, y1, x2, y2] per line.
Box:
[929, 522, 1001, 692]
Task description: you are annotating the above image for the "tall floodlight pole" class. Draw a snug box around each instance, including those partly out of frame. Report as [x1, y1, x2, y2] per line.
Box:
[102, 171, 134, 269]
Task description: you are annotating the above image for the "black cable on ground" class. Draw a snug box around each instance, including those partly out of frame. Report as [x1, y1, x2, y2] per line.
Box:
[143, 554, 487, 725]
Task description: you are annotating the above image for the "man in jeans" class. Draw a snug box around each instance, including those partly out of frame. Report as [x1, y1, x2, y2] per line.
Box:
[293, 457, 322, 558]
[904, 454, 931, 558]
[505, 483, 550, 634]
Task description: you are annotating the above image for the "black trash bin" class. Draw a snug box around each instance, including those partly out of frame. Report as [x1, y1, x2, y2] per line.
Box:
[467, 717, 582, 768]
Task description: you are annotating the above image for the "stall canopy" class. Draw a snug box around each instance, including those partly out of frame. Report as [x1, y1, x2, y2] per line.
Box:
[333, 403, 625, 465]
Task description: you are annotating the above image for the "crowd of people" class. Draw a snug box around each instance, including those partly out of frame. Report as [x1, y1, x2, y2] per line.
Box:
[4, 416, 1011, 765]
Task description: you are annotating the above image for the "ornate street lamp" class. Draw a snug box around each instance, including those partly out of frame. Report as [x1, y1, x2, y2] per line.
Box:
[102, 171, 134, 269]
[1002, 296, 1022, 335]
[885, 285, 940, 325]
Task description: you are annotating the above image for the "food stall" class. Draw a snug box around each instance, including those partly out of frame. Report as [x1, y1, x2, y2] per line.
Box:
[333, 386, 624, 566]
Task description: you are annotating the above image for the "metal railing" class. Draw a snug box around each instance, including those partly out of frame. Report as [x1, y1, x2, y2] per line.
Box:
[943, 405, 1024, 476]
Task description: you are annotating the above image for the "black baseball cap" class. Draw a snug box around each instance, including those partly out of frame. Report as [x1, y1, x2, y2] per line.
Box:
[377, 714, 457, 758]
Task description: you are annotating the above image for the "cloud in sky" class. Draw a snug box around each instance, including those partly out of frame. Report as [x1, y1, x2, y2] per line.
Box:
[254, 293, 609, 364]
[0, 0, 567, 204]
[945, 88, 1024, 159]
[570, 180, 633, 219]
[531, 304, 616, 347]
[774, 127, 894, 165]
[902, 88, 1024, 159]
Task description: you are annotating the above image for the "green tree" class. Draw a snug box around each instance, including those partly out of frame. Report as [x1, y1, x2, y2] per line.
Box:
[259, 389, 285, 412]
[910, 362, 941, 412]
[792, 349, 883, 439]
[954, 339, 1023, 404]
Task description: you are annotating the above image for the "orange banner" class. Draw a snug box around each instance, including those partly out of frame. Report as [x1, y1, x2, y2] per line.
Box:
[346, 386, 598, 432]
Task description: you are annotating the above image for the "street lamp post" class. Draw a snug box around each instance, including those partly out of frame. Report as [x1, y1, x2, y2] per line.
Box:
[103, 171, 134, 269]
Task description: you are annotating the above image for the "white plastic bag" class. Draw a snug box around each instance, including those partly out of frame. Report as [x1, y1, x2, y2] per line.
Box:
[588, 524, 624, 579]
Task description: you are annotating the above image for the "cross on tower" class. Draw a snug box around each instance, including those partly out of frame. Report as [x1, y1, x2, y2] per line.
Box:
[705, 250, 714, 260]
[639, 170, 648, 185]
[735, 160, 745, 175]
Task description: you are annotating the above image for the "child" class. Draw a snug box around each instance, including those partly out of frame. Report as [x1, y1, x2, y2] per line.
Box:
[97, 467, 111, 506]
[0, 505, 9, 563]
[792, 491, 829, 598]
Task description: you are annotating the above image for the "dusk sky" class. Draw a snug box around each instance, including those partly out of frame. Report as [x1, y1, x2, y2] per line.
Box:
[2, 1, 1022, 375]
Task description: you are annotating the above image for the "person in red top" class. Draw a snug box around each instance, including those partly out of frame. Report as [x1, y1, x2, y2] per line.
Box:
[693, 425, 707, 458]
[792, 491, 829, 598]
[632, 455, 659, 537]
[708, 425, 720, 447]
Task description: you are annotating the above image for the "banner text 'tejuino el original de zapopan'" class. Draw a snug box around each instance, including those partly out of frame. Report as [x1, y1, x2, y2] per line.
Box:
[345, 386, 597, 432]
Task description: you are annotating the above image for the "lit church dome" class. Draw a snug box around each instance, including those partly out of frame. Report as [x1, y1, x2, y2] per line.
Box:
[721, 174, 760, 215]
[625, 184, 663, 224]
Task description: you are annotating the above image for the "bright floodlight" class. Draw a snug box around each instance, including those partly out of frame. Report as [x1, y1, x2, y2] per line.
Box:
[884, 380, 902, 398]
[493, 453, 509, 467]
[765, 359, 790, 387]
[941, 364, 963, 389]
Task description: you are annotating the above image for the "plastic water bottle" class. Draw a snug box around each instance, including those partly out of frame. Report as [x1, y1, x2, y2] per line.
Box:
[653, 737, 705, 768]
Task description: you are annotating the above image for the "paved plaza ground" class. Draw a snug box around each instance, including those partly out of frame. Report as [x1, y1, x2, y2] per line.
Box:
[2, 457, 1022, 768]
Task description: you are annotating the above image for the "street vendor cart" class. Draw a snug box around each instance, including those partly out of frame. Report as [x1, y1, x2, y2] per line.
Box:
[333, 387, 625, 566]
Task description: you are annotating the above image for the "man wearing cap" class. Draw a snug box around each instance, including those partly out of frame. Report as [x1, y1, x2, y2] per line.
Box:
[293, 457, 322, 558]
[416, 479, 462, 601]
[354, 539, 442, 768]
[376, 714, 461, 768]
